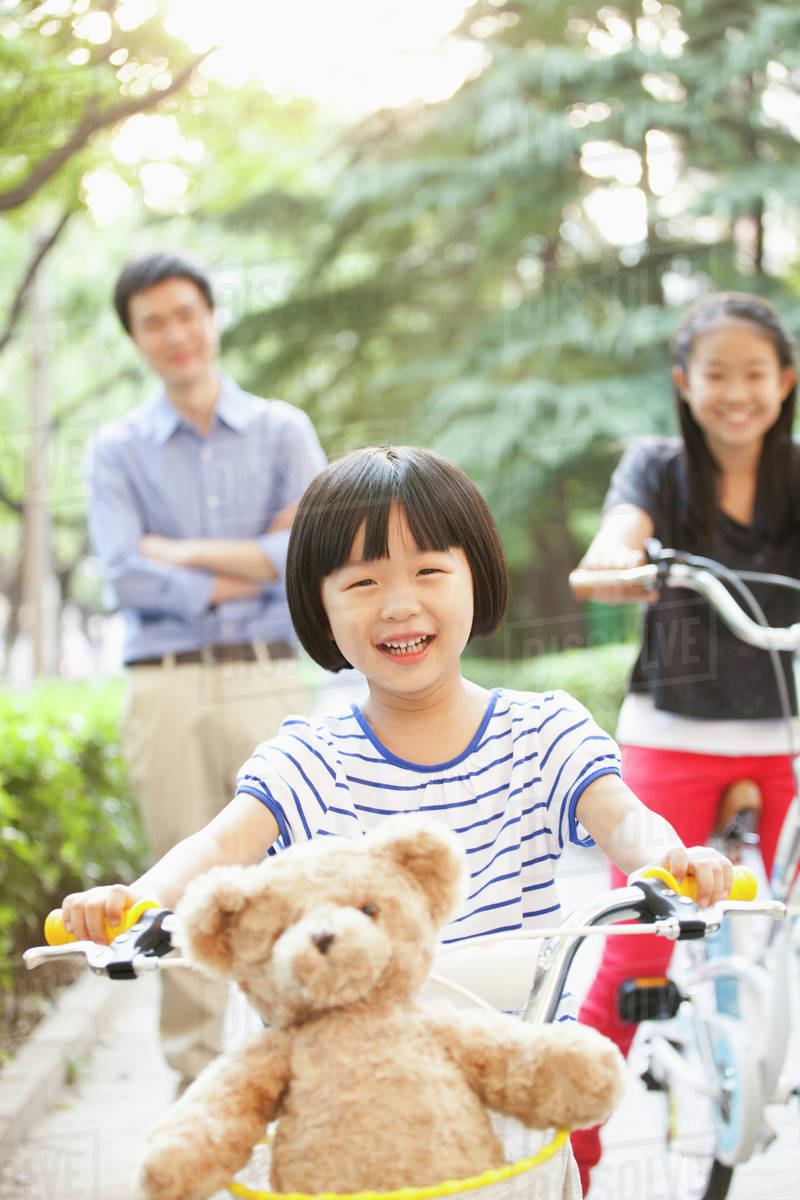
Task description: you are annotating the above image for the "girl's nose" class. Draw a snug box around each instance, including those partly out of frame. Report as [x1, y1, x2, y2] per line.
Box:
[380, 587, 420, 621]
[722, 373, 749, 402]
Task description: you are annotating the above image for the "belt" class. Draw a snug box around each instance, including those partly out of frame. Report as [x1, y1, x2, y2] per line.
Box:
[127, 640, 295, 668]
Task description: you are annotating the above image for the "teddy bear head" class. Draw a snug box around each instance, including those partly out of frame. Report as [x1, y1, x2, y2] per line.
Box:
[173, 816, 466, 1027]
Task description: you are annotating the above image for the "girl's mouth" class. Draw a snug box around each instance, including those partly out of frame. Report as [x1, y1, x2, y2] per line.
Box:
[376, 634, 434, 661]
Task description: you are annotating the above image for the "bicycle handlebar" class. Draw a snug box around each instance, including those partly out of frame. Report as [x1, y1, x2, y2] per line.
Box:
[636, 864, 757, 902]
[524, 871, 784, 1025]
[25, 865, 775, 997]
[43, 899, 160, 946]
[23, 903, 175, 978]
[568, 561, 800, 652]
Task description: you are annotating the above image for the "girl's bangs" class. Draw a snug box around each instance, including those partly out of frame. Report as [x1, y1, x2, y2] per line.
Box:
[323, 467, 462, 571]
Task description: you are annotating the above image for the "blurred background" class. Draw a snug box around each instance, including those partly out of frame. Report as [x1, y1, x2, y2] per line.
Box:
[5, 0, 800, 686]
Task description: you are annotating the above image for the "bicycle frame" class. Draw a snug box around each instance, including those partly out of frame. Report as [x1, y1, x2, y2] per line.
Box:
[570, 548, 800, 1200]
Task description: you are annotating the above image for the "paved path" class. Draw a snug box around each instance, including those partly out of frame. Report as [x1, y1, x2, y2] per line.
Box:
[1, 847, 798, 1199]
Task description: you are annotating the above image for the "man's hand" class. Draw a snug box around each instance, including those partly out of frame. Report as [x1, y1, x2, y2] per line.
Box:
[267, 501, 298, 532]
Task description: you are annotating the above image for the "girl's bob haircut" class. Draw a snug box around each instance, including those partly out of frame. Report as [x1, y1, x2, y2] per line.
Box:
[287, 445, 509, 672]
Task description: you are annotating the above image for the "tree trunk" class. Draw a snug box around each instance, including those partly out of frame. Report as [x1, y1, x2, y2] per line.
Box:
[21, 237, 59, 679]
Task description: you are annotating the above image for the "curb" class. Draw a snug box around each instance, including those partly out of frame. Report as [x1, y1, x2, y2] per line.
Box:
[0, 971, 119, 1161]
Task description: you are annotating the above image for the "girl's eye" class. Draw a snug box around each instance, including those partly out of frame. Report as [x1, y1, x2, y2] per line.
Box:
[361, 903, 379, 918]
[347, 578, 375, 589]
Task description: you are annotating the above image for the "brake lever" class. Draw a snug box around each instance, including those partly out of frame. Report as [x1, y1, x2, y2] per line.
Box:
[630, 877, 708, 939]
[24, 907, 177, 978]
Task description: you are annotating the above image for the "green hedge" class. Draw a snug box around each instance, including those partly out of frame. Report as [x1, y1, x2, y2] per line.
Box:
[463, 641, 638, 736]
[0, 678, 148, 980]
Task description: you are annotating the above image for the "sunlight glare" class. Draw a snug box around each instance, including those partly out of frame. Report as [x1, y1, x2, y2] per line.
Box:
[163, 0, 482, 115]
[584, 187, 648, 246]
[82, 168, 133, 226]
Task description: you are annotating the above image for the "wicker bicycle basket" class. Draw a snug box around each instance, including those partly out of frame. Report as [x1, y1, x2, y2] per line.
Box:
[226, 1127, 574, 1200]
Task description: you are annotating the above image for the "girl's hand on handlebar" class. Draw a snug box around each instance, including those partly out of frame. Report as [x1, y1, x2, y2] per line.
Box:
[61, 884, 143, 945]
[571, 546, 657, 605]
[660, 844, 734, 908]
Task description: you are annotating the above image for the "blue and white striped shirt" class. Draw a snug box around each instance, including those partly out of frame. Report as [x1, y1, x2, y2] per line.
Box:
[237, 687, 621, 947]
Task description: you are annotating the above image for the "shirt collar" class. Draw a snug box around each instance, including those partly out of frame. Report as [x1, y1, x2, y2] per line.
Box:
[149, 372, 249, 443]
[213, 373, 250, 432]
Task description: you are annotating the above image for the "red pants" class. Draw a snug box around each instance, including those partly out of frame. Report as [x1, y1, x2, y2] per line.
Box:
[571, 744, 795, 1191]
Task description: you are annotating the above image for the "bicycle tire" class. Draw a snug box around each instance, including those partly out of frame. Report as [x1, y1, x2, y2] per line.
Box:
[678, 1160, 733, 1200]
[648, 1010, 759, 1200]
[661, 1064, 734, 1200]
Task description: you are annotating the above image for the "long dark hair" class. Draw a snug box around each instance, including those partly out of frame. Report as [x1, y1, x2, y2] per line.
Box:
[672, 291, 797, 548]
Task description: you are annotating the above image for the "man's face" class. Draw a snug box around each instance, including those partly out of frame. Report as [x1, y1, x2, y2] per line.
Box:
[127, 276, 219, 389]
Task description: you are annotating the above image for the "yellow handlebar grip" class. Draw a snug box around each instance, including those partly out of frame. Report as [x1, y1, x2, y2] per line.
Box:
[727, 866, 758, 901]
[641, 865, 757, 902]
[44, 899, 159, 945]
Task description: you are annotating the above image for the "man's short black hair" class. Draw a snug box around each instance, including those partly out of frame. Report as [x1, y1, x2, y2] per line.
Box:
[113, 250, 214, 334]
[287, 445, 509, 672]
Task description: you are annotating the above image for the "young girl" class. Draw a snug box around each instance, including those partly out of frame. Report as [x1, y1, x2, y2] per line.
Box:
[570, 292, 800, 1192]
[61, 446, 731, 1193]
[63, 446, 730, 948]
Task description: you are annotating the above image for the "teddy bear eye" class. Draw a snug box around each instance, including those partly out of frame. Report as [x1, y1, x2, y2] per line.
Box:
[361, 903, 378, 918]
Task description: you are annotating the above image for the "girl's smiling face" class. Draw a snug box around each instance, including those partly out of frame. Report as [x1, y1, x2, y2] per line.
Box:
[320, 505, 474, 701]
[674, 319, 796, 458]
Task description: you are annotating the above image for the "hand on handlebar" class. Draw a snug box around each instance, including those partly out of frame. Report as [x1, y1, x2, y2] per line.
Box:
[58, 884, 149, 945]
[639, 845, 735, 908]
[570, 546, 657, 605]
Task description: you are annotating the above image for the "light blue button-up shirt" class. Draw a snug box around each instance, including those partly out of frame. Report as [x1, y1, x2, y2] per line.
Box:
[83, 374, 326, 663]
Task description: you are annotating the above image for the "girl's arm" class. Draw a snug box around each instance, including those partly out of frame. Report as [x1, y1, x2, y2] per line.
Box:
[575, 774, 733, 906]
[61, 794, 279, 944]
[572, 504, 657, 605]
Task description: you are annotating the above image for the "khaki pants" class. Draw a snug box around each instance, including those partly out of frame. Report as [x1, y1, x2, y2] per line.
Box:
[121, 649, 307, 1084]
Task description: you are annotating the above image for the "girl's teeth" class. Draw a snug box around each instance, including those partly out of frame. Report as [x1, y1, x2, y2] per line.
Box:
[382, 636, 428, 654]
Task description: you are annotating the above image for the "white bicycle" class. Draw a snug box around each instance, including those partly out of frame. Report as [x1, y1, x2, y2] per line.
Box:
[25, 859, 767, 1200]
[570, 546, 800, 1200]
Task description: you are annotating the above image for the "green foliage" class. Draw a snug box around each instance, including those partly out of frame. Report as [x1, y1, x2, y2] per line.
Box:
[0, 0, 204, 217]
[463, 639, 639, 736]
[0, 678, 147, 980]
[217, 0, 800, 649]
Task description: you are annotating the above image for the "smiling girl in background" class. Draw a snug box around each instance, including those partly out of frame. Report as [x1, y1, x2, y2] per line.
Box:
[570, 292, 800, 1193]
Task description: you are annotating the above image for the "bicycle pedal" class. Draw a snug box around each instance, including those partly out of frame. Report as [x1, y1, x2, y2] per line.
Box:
[618, 976, 684, 1022]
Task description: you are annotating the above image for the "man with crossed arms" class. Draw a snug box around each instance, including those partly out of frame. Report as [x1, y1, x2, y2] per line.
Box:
[84, 250, 326, 1092]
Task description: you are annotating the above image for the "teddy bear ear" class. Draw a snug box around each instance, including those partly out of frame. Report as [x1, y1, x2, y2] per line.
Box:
[368, 816, 466, 926]
[173, 864, 256, 977]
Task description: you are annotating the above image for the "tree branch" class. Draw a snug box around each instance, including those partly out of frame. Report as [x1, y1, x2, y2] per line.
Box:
[0, 50, 212, 212]
[0, 479, 23, 517]
[0, 208, 73, 356]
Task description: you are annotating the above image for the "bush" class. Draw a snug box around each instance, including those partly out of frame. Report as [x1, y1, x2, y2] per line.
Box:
[463, 641, 638, 736]
[0, 678, 148, 979]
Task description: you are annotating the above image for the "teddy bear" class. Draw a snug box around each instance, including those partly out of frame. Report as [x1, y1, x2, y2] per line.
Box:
[134, 816, 625, 1200]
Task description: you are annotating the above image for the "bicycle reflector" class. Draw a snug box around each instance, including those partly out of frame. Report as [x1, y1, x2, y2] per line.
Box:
[618, 976, 684, 1023]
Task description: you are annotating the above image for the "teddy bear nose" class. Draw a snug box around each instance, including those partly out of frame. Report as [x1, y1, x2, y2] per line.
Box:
[312, 931, 336, 955]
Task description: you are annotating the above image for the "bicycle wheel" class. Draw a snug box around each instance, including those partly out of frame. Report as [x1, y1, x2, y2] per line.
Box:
[647, 1012, 761, 1200]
